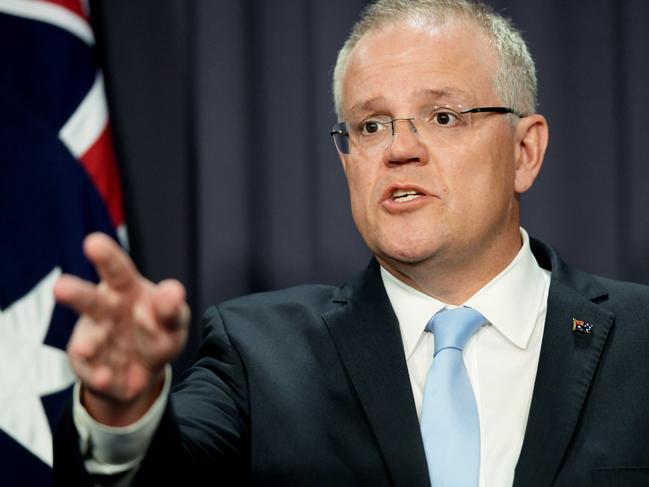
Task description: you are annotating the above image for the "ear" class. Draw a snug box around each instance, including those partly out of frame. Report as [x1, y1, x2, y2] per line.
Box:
[513, 114, 549, 194]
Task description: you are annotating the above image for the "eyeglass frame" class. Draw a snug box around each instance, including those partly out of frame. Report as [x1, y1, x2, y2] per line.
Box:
[329, 106, 525, 154]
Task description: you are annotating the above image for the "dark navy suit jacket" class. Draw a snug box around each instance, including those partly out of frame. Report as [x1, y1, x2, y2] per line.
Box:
[54, 239, 649, 486]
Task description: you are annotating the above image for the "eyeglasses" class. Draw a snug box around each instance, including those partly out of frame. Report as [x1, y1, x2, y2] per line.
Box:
[330, 105, 524, 154]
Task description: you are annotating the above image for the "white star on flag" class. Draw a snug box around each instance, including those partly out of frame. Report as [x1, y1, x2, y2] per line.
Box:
[0, 267, 75, 466]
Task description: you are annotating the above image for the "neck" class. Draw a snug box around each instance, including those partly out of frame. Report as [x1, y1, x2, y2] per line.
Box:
[377, 228, 523, 305]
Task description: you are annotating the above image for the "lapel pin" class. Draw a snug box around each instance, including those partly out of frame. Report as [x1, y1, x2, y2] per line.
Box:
[572, 318, 593, 334]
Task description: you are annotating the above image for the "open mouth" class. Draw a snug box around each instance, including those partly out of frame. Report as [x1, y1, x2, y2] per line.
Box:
[392, 189, 424, 202]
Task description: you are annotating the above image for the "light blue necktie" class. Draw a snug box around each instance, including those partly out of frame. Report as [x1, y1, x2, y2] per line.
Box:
[420, 307, 485, 487]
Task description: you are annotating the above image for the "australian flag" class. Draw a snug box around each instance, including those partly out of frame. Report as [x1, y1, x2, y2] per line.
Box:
[572, 318, 593, 334]
[0, 0, 125, 484]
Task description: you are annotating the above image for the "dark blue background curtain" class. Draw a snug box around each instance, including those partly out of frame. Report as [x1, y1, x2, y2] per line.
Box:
[90, 0, 649, 371]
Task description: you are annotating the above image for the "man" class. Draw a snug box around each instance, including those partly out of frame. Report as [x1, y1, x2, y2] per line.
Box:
[54, 0, 649, 486]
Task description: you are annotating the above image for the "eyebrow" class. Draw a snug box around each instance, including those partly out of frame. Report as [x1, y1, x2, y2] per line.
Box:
[414, 87, 472, 102]
[348, 87, 473, 116]
[348, 96, 387, 117]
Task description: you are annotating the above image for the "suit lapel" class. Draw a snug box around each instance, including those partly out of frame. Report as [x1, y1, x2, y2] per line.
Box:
[514, 241, 615, 487]
[322, 260, 430, 487]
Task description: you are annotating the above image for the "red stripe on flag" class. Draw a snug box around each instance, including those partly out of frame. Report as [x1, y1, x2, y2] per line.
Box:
[41, 0, 88, 21]
[79, 124, 125, 228]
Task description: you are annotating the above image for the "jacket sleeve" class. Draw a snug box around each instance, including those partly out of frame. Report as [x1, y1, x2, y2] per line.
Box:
[53, 305, 251, 486]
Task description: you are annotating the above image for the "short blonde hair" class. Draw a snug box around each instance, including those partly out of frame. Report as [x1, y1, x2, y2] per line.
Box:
[332, 0, 537, 119]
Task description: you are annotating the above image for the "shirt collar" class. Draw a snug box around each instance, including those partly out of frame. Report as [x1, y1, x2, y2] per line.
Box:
[381, 228, 549, 358]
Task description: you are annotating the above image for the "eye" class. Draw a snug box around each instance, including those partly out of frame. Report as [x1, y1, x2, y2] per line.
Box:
[429, 107, 463, 128]
[358, 119, 388, 136]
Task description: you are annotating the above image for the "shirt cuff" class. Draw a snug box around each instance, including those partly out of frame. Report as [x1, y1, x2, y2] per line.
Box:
[72, 365, 172, 475]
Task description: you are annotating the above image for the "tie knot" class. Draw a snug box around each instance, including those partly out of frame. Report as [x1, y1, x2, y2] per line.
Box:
[426, 307, 485, 356]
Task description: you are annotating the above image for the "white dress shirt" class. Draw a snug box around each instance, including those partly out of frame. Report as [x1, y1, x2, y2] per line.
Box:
[76, 228, 550, 487]
[381, 228, 551, 487]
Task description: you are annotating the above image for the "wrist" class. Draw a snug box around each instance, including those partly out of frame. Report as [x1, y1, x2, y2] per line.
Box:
[81, 369, 166, 427]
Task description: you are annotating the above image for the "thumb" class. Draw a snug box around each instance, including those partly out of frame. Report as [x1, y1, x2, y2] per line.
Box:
[152, 279, 190, 332]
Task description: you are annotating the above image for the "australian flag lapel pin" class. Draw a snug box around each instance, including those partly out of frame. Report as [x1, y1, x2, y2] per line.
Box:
[572, 318, 593, 334]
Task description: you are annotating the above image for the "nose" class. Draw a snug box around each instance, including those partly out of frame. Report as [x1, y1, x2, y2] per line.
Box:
[385, 118, 428, 166]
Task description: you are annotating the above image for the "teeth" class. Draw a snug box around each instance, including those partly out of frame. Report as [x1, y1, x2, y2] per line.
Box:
[396, 193, 420, 202]
[392, 189, 421, 202]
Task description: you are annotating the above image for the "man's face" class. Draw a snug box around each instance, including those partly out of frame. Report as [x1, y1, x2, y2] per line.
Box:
[339, 21, 533, 283]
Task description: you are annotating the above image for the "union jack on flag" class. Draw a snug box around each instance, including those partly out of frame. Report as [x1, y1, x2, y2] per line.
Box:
[0, 0, 125, 484]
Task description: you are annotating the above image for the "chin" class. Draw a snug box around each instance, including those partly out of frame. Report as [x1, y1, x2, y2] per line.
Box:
[359, 221, 443, 265]
[374, 240, 438, 267]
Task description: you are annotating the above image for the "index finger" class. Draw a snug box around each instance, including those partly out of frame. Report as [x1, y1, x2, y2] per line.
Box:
[84, 232, 140, 292]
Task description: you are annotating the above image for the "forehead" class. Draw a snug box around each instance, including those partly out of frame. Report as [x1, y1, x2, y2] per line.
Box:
[342, 20, 499, 117]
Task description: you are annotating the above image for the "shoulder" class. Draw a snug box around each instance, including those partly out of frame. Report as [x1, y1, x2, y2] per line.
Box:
[217, 284, 339, 318]
[589, 274, 649, 316]
[531, 236, 649, 319]
[199, 283, 343, 338]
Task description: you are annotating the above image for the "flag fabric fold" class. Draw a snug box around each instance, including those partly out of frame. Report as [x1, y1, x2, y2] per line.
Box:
[0, 0, 125, 483]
